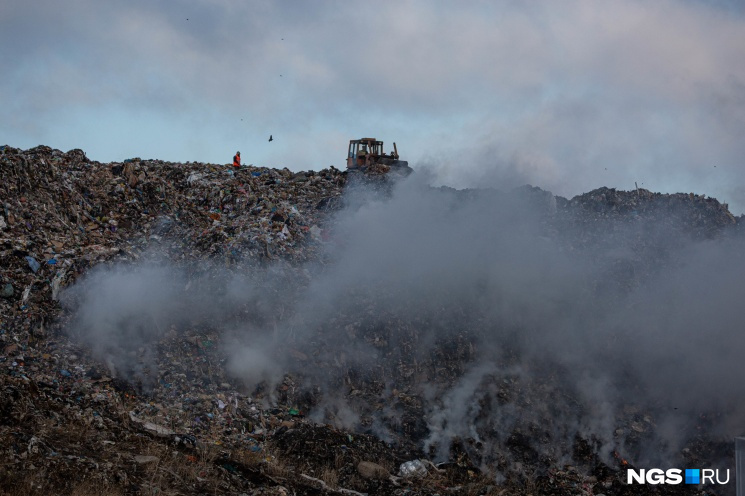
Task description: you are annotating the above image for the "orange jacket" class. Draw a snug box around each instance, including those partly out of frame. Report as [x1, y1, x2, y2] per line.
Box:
[233, 154, 240, 168]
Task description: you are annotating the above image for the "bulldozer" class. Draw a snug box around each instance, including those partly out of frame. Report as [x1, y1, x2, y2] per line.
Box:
[346, 138, 410, 171]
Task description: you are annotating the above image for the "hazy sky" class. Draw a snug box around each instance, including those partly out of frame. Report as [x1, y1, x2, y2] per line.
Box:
[3, 1, 745, 211]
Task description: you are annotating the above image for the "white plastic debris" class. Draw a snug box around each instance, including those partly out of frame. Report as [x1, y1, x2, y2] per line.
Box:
[51, 268, 67, 301]
[187, 172, 205, 184]
[399, 459, 428, 478]
[129, 412, 175, 437]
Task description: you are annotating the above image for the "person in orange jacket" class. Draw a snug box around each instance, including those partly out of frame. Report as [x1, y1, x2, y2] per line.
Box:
[233, 151, 241, 168]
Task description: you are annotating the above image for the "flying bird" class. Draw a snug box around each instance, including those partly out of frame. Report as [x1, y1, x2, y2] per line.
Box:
[268, 135, 273, 142]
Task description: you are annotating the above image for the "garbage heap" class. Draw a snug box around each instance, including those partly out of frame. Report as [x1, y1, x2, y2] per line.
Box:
[557, 185, 737, 246]
[1, 144, 738, 496]
[0, 144, 345, 337]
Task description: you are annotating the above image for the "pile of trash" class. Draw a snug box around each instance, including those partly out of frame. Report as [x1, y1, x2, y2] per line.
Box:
[0, 144, 344, 339]
[1, 144, 735, 495]
[557, 186, 738, 246]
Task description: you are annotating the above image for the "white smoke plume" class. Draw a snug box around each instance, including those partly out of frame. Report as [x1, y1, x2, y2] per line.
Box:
[61, 171, 745, 477]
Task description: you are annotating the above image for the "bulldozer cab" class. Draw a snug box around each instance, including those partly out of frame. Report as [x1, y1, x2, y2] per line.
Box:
[346, 137, 409, 173]
[347, 138, 384, 168]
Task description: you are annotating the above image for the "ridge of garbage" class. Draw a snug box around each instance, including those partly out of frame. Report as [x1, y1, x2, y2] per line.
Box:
[1, 144, 737, 495]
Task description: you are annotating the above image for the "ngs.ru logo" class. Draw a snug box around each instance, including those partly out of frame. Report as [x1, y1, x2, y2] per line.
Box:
[627, 468, 730, 485]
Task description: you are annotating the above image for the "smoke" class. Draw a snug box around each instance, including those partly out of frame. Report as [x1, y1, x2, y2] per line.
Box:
[61, 171, 745, 476]
[60, 262, 188, 384]
[60, 257, 293, 388]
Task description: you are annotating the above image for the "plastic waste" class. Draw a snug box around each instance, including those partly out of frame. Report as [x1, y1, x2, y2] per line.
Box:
[399, 459, 428, 478]
[25, 256, 40, 273]
[1, 284, 13, 298]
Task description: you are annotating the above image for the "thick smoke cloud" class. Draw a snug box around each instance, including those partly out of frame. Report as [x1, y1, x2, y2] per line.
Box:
[62, 173, 745, 475]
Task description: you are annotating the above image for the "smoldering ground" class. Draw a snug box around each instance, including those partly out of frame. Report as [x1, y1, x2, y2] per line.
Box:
[61, 172, 745, 477]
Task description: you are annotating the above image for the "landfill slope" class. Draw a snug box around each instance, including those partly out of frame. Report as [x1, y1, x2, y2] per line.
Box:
[1, 144, 741, 496]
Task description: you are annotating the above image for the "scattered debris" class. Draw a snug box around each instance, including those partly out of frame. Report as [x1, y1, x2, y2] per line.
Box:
[0, 144, 733, 495]
[356, 461, 390, 480]
[399, 459, 428, 478]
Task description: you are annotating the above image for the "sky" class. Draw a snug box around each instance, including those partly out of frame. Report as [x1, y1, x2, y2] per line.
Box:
[3, 0, 745, 212]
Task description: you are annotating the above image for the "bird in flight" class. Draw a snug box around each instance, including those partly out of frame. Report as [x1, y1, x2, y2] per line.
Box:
[268, 135, 273, 142]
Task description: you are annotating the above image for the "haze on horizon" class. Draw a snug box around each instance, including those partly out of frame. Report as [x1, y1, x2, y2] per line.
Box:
[2, 1, 745, 212]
